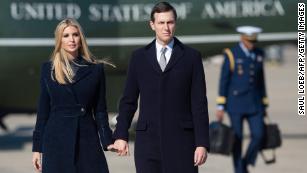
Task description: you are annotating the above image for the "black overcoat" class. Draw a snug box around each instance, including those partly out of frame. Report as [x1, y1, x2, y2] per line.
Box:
[114, 38, 210, 173]
[32, 60, 113, 173]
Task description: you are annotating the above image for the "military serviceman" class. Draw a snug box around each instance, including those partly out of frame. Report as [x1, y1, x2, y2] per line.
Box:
[216, 26, 269, 173]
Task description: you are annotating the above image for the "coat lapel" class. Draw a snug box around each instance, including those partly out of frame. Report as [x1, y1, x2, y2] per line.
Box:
[145, 37, 184, 74]
[164, 37, 184, 72]
[145, 39, 162, 74]
[73, 60, 94, 83]
[64, 62, 93, 103]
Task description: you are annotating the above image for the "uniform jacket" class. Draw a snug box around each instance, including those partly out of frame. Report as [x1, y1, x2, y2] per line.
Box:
[32, 60, 113, 173]
[217, 43, 268, 114]
[113, 37, 210, 173]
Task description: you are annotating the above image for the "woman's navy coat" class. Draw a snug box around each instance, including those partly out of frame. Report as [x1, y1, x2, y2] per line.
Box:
[32, 61, 113, 173]
[114, 38, 210, 173]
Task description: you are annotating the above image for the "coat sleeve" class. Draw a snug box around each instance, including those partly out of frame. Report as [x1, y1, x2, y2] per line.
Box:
[32, 63, 51, 152]
[113, 53, 139, 142]
[190, 53, 210, 151]
[94, 64, 114, 151]
[216, 53, 232, 110]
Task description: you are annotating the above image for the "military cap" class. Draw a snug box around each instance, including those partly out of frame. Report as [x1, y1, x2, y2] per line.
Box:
[236, 26, 262, 42]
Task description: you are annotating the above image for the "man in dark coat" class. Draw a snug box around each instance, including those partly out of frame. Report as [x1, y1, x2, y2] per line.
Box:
[112, 2, 210, 173]
[216, 26, 269, 173]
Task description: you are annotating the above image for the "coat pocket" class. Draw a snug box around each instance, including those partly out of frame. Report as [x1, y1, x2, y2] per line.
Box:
[180, 121, 194, 130]
[135, 121, 147, 131]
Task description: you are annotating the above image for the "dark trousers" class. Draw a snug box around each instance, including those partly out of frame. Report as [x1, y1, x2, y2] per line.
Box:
[229, 111, 264, 173]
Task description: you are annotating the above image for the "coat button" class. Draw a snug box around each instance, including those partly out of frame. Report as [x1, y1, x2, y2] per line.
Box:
[250, 71, 255, 75]
[233, 90, 238, 95]
[250, 78, 254, 83]
[81, 108, 85, 112]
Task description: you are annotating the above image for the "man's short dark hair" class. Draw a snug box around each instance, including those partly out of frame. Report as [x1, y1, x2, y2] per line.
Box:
[150, 2, 177, 22]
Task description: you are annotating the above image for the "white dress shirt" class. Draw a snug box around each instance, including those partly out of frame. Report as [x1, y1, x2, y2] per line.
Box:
[155, 39, 174, 64]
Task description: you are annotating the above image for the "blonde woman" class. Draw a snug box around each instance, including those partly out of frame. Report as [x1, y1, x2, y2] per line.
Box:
[32, 18, 114, 173]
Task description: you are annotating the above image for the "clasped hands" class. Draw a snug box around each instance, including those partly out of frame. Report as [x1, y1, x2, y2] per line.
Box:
[107, 139, 130, 156]
[107, 139, 207, 166]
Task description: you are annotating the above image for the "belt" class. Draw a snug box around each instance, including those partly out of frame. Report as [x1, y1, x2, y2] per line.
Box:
[50, 104, 89, 117]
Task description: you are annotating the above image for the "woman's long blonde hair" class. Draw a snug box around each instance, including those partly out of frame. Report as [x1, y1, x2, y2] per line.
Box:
[51, 18, 95, 84]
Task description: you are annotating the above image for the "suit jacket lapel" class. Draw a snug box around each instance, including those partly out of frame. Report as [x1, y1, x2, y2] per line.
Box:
[164, 37, 184, 72]
[237, 43, 249, 60]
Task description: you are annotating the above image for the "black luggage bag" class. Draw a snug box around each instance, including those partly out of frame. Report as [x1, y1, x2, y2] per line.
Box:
[209, 121, 235, 156]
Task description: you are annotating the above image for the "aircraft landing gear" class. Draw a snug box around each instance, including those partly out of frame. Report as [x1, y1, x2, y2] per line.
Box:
[0, 112, 8, 131]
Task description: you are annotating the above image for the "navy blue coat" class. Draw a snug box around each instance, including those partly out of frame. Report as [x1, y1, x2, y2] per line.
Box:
[113, 38, 210, 173]
[217, 43, 268, 114]
[32, 60, 113, 173]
